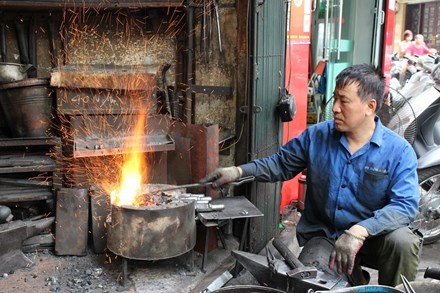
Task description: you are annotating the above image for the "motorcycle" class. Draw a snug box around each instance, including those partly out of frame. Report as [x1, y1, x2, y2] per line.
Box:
[390, 53, 439, 89]
[384, 60, 440, 244]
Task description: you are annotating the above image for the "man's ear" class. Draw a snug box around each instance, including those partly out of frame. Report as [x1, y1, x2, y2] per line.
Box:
[366, 99, 376, 116]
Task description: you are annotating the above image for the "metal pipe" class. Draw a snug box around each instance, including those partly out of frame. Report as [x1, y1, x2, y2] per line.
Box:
[250, 0, 259, 161]
[336, 0, 343, 60]
[186, 0, 195, 124]
[323, 0, 329, 59]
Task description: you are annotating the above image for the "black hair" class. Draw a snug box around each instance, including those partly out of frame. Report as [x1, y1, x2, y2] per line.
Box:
[335, 64, 385, 112]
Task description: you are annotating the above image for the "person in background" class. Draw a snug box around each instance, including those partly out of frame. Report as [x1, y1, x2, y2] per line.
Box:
[202, 64, 421, 287]
[399, 30, 413, 58]
[400, 34, 437, 84]
[405, 34, 437, 57]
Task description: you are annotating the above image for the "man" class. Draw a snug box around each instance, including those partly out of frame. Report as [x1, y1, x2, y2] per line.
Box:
[202, 64, 420, 287]
[405, 34, 437, 57]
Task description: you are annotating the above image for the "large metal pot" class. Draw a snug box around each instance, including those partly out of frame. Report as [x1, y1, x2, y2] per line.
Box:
[0, 78, 54, 137]
[107, 186, 196, 260]
[0, 62, 34, 83]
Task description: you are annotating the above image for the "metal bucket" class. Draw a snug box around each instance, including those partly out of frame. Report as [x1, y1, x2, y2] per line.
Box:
[107, 187, 196, 260]
[0, 62, 34, 83]
[0, 78, 54, 137]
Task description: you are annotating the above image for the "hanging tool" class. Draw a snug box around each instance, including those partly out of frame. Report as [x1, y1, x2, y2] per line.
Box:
[28, 17, 37, 77]
[213, 0, 222, 52]
[158, 63, 172, 117]
[201, 0, 208, 63]
[14, 20, 30, 65]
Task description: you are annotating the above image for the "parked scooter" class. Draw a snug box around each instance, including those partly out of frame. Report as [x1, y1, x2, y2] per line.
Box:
[390, 53, 439, 89]
[384, 61, 440, 244]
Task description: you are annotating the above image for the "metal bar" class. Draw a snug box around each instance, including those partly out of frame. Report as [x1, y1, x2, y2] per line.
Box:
[336, 0, 343, 60]
[202, 226, 209, 273]
[0, 177, 52, 187]
[186, 0, 195, 124]
[0, 1, 185, 10]
[233, 217, 249, 277]
[150, 182, 214, 194]
[323, 0, 330, 59]
[400, 274, 416, 293]
[0, 137, 60, 147]
[0, 18, 6, 62]
[73, 143, 175, 158]
[28, 17, 37, 77]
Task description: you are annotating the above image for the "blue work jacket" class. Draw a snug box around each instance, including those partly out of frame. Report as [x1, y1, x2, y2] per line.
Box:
[240, 117, 419, 245]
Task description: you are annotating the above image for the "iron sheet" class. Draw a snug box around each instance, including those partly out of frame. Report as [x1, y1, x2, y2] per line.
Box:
[198, 196, 263, 222]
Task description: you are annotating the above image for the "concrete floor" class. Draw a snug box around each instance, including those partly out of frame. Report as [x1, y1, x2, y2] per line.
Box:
[0, 221, 438, 292]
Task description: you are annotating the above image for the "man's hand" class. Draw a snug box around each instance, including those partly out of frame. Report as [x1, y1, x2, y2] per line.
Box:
[329, 230, 365, 275]
[200, 166, 241, 187]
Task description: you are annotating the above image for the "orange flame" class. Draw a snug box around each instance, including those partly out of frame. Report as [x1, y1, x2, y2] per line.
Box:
[110, 101, 148, 207]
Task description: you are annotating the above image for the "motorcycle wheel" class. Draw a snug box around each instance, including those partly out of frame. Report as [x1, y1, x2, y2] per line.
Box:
[412, 166, 440, 244]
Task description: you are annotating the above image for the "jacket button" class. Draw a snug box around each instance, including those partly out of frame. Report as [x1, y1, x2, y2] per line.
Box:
[341, 184, 347, 188]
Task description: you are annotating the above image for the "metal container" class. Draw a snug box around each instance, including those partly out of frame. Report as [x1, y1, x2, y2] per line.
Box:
[0, 78, 54, 137]
[107, 186, 196, 260]
[0, 62, 33, 83]
[213, 285, 285, 293]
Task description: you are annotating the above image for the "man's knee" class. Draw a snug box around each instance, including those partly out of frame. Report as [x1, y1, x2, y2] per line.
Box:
[383, 227, 420, 257]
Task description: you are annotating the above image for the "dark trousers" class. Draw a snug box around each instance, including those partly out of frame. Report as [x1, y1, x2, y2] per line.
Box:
[357, 226, 421, 287]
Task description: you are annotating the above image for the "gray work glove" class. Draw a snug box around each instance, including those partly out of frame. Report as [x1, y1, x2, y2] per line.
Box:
[200, 166, 241, 188]
[329, 230, 365, 276]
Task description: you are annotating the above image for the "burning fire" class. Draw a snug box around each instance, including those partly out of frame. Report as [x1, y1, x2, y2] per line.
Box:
[110, 109, 147, 207]
[51, 3, 186, 208]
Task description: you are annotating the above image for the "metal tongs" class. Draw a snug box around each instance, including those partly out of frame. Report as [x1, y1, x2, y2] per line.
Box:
[400, 274, 416, 293]
[150, 176, 255, 195]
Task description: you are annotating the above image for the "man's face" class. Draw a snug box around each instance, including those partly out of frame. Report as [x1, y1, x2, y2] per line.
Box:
[415, 36, 424, 45]
[332, 82, 375, 133]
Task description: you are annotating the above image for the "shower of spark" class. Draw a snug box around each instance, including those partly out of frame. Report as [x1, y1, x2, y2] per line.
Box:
[50, 1, 187, 207]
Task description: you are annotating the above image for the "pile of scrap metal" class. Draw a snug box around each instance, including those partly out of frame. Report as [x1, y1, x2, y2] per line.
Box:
[0, 211, 54, 274]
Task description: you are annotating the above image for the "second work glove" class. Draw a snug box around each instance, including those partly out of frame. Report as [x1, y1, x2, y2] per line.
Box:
[200, 166, 241, 187]
[329, 230, 365, 276]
